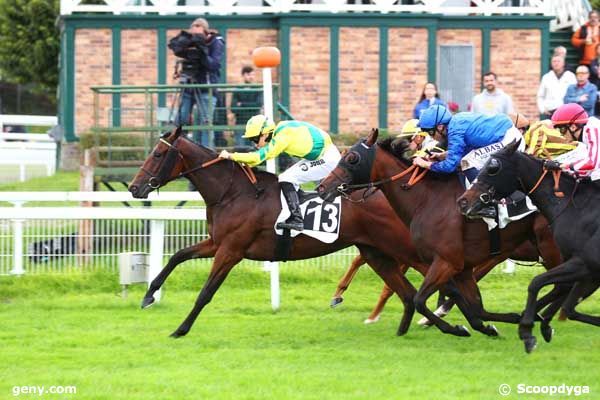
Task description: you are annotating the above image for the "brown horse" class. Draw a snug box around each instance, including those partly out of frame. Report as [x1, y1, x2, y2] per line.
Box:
[318, 129, 564, 338]
[128, 127, 434, 337]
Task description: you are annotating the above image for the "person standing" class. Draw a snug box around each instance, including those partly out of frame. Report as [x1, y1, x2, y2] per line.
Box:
[231, 66, 263, 146]
[537, 55, 577, 118]
[571, 10, 600, 66]
[413, 82, 447, 119]
[564, 65, 598, 117]
[471, 72, 514, 116]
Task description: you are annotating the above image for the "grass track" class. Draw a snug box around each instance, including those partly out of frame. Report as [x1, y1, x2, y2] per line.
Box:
[1, 264, 599, 399]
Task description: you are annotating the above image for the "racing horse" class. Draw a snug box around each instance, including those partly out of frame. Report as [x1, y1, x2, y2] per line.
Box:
[129, 126, 434, 338]
[458, 140, 600, 353]
[318, 129, 564, 338]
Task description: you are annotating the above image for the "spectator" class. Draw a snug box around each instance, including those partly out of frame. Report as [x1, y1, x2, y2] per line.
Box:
[231, 65, 263, 146]
[413, 82, 447, 119]
[537, 55, 576, 118]
[471, 72, 514, 115]
[172, 18, 225, 147]
[571, 10, 600, 66]
[552, 45, 575, 72]
[564, 65, 598, 116]
[589, 43, 600, 87]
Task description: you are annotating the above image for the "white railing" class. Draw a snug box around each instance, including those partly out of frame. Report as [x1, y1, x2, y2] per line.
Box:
[0, 115, 59, 182]
[0, 133, 57, 182]
[0, 191, 359, 308]
[59, 1, 593, 32]
[550, 0, 592, 31]
[60, 0, 549, 16]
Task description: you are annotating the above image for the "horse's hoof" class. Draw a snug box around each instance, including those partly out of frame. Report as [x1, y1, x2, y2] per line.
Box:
[417, 316, 433, 327]
[330, 297, 343, 308]
[454, 325, 471, 337]
[541, 324, 554, 343]
[141, 296, 155, 309]
[364, 315, 380, 324]
[523, 336, 537, 353]
[170, 329, 188, 338]
[486, 324, 500, 337]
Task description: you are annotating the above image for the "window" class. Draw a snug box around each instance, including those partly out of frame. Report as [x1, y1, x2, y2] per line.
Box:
[438, 44, 474, 113]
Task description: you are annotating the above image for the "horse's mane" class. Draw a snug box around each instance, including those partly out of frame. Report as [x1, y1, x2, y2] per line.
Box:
[377, 137, 412, 165]
[377, 136, 453, 179]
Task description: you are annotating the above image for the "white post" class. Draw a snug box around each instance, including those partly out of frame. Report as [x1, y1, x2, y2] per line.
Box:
[149, 220, 165, 302]
[10, 202, 24, 275]
[262, 66, 280, 311]
[19, 163, 26, 182]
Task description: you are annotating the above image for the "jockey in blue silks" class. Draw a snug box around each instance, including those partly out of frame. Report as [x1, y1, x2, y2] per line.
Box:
[413, 105, 524, 218]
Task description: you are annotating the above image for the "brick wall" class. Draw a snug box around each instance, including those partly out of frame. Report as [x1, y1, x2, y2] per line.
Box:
[339, 27, 379, 134]
[69, 25, 544, 138]
[121, 30, 158, 127]
[437, 29, 482, 107]
[290, 27, 330, 131]
[74, 29, 112, 135]
[491, 29, 541, 118]
[388, 28, 429, 131]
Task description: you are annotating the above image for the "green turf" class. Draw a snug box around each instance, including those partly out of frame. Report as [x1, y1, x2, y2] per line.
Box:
[0, 264, 598, 400]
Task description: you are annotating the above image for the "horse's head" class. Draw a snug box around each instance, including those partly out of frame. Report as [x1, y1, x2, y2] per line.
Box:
[129, 126, 187, 198]
[318, 128, 379, 202]
[457, 140, 522, 218]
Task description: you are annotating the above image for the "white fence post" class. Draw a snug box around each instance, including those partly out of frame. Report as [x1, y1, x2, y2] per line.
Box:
[10, 201, 25, 275]
[149, 220, 165, 302]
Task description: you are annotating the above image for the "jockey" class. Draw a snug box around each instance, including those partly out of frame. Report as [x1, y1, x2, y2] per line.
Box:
[401, 118, 441, 158]
[219, 115, 341, 231]
[413, 105, 524, 217]
[550, 103, 600, 177]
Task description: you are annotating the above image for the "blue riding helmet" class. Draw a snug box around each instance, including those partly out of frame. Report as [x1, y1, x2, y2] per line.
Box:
[418, 105, 452, 129]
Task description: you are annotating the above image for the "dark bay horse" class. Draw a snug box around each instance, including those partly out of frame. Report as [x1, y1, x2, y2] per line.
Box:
[458, 140, 600, 353]
[128, 127, 433, 337]
[318, 129, 563, 338]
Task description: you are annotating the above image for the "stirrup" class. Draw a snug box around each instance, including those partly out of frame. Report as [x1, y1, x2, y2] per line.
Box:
[276, 219, 304, 231]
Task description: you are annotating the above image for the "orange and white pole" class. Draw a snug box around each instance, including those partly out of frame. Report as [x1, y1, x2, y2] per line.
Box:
[252, 46, 282, 310]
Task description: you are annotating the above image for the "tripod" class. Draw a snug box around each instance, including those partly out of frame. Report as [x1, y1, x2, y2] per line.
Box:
[169, 61, 215, 148]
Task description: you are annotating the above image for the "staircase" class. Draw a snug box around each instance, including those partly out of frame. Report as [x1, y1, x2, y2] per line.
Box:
[549, 29, 581, 68]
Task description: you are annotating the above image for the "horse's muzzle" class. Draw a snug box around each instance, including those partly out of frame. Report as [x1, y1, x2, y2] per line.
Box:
[128, 184, 149, 199]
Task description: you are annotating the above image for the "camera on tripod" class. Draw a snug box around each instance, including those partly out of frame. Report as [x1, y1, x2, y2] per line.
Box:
[168, 30, 209, 82]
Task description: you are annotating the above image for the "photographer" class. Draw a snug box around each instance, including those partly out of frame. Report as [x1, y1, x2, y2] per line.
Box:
[169, 18, 224, 147]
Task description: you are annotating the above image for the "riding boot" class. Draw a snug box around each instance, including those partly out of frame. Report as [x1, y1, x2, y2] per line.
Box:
[276, 182, 304, 231]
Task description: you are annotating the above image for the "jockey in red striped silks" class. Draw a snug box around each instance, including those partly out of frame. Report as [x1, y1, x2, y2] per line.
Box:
[551, 103, 600, 178]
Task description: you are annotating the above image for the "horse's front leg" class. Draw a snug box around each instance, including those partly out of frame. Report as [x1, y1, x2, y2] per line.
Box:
[519, 257, 588, 353]
[142, 239, 218, 308]
[331, 254, 366, 307]
[364, 284, 395, 324]
[170, 247, 243, 338]
[414, 257, 470, 337]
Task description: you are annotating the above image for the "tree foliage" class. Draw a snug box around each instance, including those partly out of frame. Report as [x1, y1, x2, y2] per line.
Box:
[0, 0, 59, 93]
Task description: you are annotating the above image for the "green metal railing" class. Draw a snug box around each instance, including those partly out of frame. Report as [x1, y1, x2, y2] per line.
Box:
[90, 83, 287, 181]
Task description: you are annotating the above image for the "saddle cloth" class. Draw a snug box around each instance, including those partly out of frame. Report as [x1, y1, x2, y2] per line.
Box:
[482, 197, 538, 231]
[275, 191, 342, 243]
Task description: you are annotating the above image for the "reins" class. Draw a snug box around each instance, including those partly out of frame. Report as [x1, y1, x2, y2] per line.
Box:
[142, 137, 261, 201]
[528, 168, 564, 198]
[340, 164, 428, 191]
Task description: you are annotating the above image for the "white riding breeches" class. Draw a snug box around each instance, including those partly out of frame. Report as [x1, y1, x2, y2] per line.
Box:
[278, 145, 342, 189]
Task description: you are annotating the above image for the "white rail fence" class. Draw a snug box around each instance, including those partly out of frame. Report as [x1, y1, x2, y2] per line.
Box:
[0, 115, 59, 182]
[0, 192, 358, 305]
[60, 0, 592, 31]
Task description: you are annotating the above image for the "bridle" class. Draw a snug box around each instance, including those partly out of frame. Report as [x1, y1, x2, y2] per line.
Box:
[334, 142, 428, 202]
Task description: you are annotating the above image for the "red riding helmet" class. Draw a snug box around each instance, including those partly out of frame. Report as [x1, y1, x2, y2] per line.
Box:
[551, 103, 589, 126]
